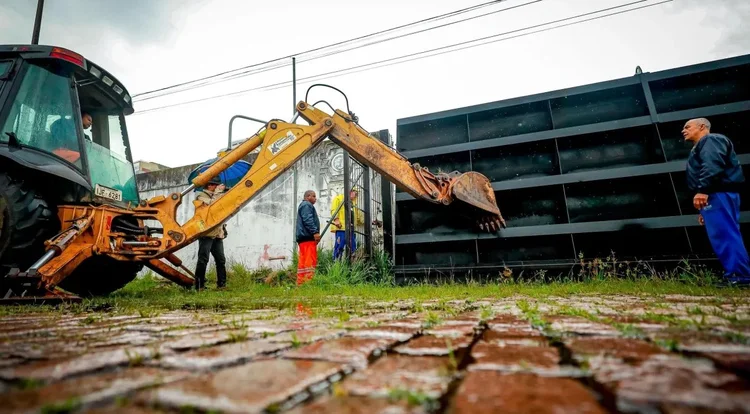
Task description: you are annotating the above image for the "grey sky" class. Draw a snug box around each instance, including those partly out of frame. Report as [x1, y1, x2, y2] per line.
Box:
[1, 0, 748, 168]
[2, 1, 176, 42]
[678, 0, 750, 53]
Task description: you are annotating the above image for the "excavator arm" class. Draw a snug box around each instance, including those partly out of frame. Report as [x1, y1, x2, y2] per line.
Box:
[174, 101, 504, 252]
[300, 102, 503, 226]
[19, 99, 504, 295]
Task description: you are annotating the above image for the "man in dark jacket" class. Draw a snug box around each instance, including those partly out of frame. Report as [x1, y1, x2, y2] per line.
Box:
[296, 190, 321, 285]
[683, 117, 749, 287]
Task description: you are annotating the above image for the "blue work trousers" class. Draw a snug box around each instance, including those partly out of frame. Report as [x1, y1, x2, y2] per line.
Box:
[701, 192, 750, 278]
[333, 230, 357, 260]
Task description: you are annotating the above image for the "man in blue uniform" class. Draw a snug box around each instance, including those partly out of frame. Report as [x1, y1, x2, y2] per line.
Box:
[683, 117, 749, 288]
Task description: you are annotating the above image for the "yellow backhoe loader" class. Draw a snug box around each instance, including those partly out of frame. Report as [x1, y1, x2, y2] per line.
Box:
[0, 45, 504, 303]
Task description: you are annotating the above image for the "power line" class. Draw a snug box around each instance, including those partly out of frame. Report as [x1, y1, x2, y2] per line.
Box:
[132, 60, 288, 103]
[131, 0, 513, 99]
[133, 0, 542, 103]
[265, 0, 672, 91]
[295, 0, 542, 66]
[132, 0, 663, 115]
[131, 0, 671, 116]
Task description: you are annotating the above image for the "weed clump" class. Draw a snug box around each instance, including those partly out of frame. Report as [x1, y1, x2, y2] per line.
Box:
[224, 247, 394, 288]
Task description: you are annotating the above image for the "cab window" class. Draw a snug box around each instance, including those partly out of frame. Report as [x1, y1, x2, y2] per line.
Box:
[81, 112, 139, 204]
[0, 61, 11, 77]
[84, 112, 131, 162]
[77, 77, 138, 205]
[0, 62, 82, 167]
[0, 60, 12, 85]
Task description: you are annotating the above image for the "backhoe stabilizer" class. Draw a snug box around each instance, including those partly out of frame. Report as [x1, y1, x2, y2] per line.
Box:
[1, 212, 94, 302]
[145, 259, 195, 287]
[1, 243, 91, 303]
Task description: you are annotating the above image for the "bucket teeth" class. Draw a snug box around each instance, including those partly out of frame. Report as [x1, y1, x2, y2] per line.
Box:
[476, 216, 506, 233]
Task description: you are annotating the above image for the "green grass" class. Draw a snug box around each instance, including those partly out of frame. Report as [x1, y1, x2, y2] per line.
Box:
[40, 398, 82, 414]
[1, 278, 745, 317]
[0, 249, 746, 317]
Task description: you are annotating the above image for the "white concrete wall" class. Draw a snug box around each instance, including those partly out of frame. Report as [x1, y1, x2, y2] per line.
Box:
[136, 140, 383, 275]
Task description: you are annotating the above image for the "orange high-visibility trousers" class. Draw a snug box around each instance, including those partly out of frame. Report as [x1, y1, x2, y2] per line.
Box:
[297, 241, 317, 285]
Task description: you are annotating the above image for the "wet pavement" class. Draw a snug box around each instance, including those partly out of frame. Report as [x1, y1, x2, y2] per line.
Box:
[1, 294, 749, 413]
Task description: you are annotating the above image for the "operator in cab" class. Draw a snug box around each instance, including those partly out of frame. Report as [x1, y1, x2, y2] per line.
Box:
[49, 111, 92, 165]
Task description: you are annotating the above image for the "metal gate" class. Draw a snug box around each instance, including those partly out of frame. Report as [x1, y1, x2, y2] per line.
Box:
[338, 130, 390, 261]
[341, 155, 370, 260]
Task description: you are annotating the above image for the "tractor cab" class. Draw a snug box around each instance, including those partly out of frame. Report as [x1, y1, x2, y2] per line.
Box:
[0, 45, 139, 208]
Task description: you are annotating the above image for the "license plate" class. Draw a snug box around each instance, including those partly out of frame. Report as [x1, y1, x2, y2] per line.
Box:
[95, 184, 122, 202]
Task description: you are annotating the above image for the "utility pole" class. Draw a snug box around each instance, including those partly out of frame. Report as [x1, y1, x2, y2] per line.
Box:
[291, 56, 298, 247]
[292, 57, 297, 115]
[31, 0, 45, 45]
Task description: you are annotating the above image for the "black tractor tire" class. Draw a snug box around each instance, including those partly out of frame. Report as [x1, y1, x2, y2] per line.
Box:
[58, 256, 143, 297]
[0, 172, 60, 274]
[0, 171, 141, 297]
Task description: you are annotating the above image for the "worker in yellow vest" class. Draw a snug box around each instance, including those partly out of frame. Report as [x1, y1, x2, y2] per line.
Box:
[330, 188, 364, 259]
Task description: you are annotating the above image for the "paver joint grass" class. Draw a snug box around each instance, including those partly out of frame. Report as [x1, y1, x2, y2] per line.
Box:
[0, 249, 744, 318]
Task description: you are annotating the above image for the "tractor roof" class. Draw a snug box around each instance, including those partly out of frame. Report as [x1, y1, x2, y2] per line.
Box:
[0, 44, 134, 115]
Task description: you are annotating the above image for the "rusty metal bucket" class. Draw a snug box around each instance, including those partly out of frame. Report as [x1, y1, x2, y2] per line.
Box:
[450, 171, 506, 232]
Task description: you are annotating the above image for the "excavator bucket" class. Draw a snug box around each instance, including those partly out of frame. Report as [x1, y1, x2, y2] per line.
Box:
[450, 171, 506, 232]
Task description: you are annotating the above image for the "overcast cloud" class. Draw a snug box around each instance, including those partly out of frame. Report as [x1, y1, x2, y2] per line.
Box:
[1, 0, 748, 168]
[677, 0, 750, 53]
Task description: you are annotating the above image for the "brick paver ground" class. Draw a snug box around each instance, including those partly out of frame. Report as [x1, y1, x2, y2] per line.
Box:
[1, 294, 749, 413]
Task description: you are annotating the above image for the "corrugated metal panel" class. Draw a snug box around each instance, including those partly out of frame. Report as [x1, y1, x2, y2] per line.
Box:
[394, 54, 750, 275]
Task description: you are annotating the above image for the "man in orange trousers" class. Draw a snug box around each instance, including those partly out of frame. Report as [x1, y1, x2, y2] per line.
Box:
[296, 190, 321, 285]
